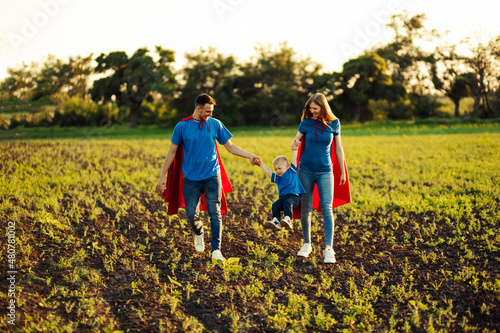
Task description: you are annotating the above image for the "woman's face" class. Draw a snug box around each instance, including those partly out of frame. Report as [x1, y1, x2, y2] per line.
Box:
[309, 102, 322, 119]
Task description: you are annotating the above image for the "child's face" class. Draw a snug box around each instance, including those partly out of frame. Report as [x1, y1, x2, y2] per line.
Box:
[273, 160, 288, 176]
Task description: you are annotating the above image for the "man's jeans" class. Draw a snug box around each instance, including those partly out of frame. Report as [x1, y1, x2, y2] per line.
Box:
[183, 174, 222, 252]
[298, 164, 334, 246]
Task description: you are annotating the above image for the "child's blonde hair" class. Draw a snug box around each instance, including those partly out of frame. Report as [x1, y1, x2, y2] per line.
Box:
[273, 155, 288, 166]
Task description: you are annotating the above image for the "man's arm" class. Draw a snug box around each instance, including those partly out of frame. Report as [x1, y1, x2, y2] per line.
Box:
[155, 143, 179, 195]
[260, 162, 273, 178]
[223, 139, 262, 165]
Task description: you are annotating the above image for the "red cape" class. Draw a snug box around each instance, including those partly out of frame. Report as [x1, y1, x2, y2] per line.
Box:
[163, 115, 233, 215]
[292, 136, 351, 219]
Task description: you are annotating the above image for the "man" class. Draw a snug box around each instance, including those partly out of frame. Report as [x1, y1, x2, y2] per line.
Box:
[156, 93, 261, 261]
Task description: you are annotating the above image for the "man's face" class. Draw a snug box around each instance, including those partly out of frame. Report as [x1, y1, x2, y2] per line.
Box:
[196, 104, 214, 121]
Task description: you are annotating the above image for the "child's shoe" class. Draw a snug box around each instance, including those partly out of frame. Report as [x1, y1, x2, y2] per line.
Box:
[265, 217, 282, 231]
[280, 216, 293, 230]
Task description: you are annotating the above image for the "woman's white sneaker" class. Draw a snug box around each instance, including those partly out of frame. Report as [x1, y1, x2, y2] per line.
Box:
[297, 243, 312, 257]
[323, 247, 336, 263]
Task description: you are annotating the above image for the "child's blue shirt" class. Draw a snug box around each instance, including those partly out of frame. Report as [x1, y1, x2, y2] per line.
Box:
[171, 117, 232, 181]
[271, 163, 305, 198]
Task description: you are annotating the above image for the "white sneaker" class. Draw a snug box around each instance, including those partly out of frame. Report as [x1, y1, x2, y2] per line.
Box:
[297, 243, 312, 257]
[194, 234, 204, 252]
[280, 216, 293, 230]
[212, 250, 225, 261]
[265, 217, 282, 231]
[323, 247, 336, 263]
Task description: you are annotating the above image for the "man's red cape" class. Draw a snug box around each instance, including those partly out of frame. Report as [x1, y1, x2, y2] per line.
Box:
[292, 136, 351, 219]
[162, 115, 233, 216]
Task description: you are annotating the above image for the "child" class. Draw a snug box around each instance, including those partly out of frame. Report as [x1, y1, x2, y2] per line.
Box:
[259, 147, 305, 231]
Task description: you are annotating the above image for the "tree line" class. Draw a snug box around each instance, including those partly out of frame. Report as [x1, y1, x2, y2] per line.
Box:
[2, 12, 500, 128]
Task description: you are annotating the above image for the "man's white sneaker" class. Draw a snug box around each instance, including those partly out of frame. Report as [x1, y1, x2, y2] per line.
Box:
[265, 217, 282, 231]
[280, 216, 293, 230]
[212, 250, 225, 261]
[323, 247, 336, 263]
[297, 243, 312, 257]
[194, 234, 205, 252]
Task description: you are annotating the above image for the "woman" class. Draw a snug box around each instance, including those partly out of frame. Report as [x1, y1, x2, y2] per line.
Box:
[291, 93, 351, 263]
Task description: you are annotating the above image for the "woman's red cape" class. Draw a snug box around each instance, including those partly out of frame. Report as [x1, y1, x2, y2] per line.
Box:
[162, 115, 233, 215]
[292, 136, 351, 219]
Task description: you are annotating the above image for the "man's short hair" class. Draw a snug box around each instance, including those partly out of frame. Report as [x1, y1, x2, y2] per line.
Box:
[195, 93, 216, 107]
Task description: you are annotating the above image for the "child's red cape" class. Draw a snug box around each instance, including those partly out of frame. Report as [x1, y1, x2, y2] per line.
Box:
[292, 136, 351, 219]
[162, 115, 233, 216]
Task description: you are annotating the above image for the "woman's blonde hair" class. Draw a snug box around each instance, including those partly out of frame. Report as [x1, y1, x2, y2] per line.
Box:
[301, 93, 338, 125]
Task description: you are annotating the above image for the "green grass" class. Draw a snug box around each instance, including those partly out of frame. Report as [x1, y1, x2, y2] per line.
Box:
[1, 125, 499, 331]
[1, 118, 499, 141]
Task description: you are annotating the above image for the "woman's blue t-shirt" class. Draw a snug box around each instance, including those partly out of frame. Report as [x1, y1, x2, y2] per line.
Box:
[298, 118, 340, 172]
[171, 117, 232, 181]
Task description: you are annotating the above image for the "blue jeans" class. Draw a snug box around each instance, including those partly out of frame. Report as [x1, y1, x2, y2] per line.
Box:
[183, 174, 222, 252]
[298, 164, 334, 246]
[272, 194, 300, 220]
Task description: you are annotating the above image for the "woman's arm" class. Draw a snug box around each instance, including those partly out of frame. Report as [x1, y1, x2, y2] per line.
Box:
[334, 134, 347, 186]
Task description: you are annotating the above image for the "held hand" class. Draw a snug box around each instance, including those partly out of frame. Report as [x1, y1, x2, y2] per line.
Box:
[250, 155, 262, 166]
[291, 139, 300, 151]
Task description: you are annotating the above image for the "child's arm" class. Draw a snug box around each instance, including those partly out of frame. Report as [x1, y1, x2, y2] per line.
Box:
[291, 148, 298, 166]
[260, 162, 273, 178]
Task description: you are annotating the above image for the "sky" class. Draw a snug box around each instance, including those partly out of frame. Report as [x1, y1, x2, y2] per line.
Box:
[0, 0, 499, 80]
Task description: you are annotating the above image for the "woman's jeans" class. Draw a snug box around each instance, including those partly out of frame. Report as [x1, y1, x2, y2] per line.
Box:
[298, 164, 334, 246]
[183, 174, 222, 252]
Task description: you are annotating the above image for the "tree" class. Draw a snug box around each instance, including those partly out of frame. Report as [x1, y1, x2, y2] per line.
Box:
[463, 36, 500, 117]
[1, 63, 36, 101]
[67, 54, 94, 98]
[175, 47, 242, 125]
[238, 42, 322, 125]
[335, 53, 398, 122]
[2, 54, 95, 103]
[429, 45, 471, 117]
[90, 47, 176, 128]
[375, 11, 437, 95]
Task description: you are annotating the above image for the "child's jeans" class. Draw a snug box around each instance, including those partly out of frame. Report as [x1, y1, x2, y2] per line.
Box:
[272, 194, 300, 220]
[183, 174, 222, 252]
[298, 164, 334, 246]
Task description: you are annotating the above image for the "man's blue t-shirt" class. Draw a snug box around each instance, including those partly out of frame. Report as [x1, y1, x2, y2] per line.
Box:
[271, 164, 306, 198]
[171, 117, 232, 181]
[298, 118, 340, 172]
